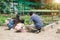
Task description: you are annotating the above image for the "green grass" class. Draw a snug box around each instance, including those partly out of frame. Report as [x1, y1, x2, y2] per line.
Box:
[0, 14, 60, 26]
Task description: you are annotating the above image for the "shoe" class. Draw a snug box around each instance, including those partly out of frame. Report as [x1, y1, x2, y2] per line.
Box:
[35, 30, 41, 34]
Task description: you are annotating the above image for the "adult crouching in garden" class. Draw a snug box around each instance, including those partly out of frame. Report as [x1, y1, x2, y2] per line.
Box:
[26, 12, 43, 33]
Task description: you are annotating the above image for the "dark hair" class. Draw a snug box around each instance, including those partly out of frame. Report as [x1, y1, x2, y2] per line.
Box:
[20, 19, 24, 23]
[29, 12, 33, 16]
[16, 14, 19, 18]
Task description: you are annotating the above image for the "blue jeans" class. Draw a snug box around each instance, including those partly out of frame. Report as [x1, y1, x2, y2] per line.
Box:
[7, 23, 14, 29]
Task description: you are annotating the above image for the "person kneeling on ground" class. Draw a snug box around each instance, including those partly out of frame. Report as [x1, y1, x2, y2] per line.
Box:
[26, 12, 43, 33]
[15, 19, 25, 32]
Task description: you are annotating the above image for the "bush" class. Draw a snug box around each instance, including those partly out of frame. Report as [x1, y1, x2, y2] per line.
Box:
[0, 15, 7, 26]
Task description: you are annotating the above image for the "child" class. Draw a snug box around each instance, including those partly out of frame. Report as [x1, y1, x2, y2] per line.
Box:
[15, 19, 26, 32]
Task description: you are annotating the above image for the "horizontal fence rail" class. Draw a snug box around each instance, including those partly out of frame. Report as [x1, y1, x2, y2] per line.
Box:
[19, 10, 60, 12]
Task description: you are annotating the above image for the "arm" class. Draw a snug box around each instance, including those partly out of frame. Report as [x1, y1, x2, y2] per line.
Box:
[29, 17, 33, 25]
